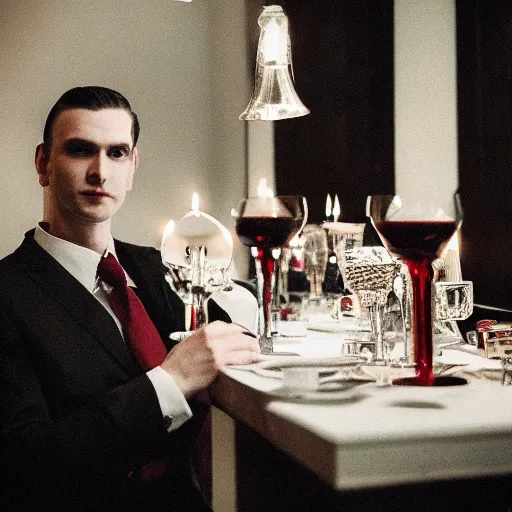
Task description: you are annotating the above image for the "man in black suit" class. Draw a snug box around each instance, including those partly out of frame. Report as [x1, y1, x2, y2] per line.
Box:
[0, 86, 260, 511]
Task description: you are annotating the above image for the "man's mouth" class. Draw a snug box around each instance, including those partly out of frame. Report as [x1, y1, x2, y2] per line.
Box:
[81, 189, 112, 198]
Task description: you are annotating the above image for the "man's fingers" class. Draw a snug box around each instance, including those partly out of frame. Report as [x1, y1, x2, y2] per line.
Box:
[224, 350, 261, 366]
[226, 337, 260, 354]
[208, 320, 255, 337]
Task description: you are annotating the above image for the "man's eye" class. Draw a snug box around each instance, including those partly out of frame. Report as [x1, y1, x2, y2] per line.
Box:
[66, 144, 93, 156]
[109, 148, 129, 159]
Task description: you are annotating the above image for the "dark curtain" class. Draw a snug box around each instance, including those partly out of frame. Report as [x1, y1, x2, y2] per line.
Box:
[274, 0, 395, 224]
[457, 0, 512, 309]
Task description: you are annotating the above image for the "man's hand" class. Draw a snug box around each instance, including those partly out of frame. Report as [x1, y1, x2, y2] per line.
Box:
[161, 321, 260, 398]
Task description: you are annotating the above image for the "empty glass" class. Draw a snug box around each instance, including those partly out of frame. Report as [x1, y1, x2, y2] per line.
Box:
[331, 222, 366, 284]
[302, 224, 329, 298]
[434, 281, 473, 322]
[343, 247, 398, 362]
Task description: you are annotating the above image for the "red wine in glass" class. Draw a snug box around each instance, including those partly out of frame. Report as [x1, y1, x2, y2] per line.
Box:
[236, 216, 300, 248]
[376, 220, 457, 382]
[234, 196, 307, 354]
[369, 197, 466, 387]
[375, 221, 457, 262]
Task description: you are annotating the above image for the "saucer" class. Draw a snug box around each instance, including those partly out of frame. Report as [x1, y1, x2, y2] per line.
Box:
[266, 382, 365, 403]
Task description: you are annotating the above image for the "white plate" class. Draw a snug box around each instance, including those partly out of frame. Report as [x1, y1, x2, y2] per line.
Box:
[257, 356, 365, 369]
[307, 319, 370, 334]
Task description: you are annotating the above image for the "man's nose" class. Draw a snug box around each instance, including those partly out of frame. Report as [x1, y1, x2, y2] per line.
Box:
[86, 153, 108, 185]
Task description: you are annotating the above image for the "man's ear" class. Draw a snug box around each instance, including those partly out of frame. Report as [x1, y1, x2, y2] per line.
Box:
[35, 143, 50, 187]
[127, 147, 138, 191]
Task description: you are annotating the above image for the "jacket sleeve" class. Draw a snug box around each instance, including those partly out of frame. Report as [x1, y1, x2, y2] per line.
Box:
[0, 305, 183, 494]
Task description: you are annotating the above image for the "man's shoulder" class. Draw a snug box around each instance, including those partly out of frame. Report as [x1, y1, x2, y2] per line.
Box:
[0, 240, 37, 303]
[0, 239, 31, 274]
[0, 253, 18, 278]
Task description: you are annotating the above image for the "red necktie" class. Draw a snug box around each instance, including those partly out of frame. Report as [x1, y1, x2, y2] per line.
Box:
[98, 254, 172, 482]
[97, 254, 168, 371]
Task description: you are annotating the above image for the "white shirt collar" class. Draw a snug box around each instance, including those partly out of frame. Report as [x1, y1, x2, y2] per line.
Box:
[34, 223, 123, 293]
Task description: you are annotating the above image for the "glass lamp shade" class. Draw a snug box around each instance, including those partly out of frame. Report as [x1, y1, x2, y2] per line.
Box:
[240, 5, 309, 121]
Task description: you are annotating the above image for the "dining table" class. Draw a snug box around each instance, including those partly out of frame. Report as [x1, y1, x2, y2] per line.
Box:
[209, 319, 512, 511]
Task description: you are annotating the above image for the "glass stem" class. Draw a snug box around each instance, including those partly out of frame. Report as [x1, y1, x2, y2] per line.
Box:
[406, 259, 435, 385]
[371, 304, 385, 361]
[257, 247, 275, 353]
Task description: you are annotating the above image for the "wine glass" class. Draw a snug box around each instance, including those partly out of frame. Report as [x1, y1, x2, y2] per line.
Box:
[343, 247, 398, 362]
[233, 195, 307, 354]
[302, 224, 329, 299]
[367, 194, 465, 386]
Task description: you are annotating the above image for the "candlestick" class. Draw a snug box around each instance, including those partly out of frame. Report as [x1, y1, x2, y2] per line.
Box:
[161, 195, 234, 330]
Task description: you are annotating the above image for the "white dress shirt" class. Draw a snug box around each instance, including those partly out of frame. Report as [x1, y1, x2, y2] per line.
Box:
[34, 224, 192, 432]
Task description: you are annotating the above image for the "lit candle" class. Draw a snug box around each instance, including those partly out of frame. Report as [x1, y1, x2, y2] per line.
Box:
[444, 229, 462, 282]
[333, 194, 341, 222]
[445, 229, 459, 252]
[191, 192, 200, 217]
[257, 177, 274, 198]
[160, 219, 175, 253]
[325, 193, 332, 221]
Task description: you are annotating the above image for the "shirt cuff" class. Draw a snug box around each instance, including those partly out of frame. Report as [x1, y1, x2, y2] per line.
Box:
[146, 366, 193, 432]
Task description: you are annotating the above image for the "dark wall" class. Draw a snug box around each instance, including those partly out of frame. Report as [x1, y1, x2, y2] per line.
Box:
[274, 0, 395, 224]
[457, 0, 512, 309]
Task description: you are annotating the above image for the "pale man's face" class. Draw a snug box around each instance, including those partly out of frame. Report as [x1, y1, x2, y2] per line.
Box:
[36, 108, 138, 231]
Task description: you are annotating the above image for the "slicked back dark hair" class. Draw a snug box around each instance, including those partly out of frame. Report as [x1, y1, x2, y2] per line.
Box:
[42, 86, 140, 153]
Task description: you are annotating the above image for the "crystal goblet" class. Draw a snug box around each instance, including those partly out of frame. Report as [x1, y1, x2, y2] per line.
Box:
[233, 195, 307, 354]
[343, 247, 398, 362]
[368, 194, 465, 386]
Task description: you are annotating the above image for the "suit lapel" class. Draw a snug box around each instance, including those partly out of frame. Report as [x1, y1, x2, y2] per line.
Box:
[115, 240, 186, 344]
[14, 236, 141, 376]
[115, 241, 166, 314]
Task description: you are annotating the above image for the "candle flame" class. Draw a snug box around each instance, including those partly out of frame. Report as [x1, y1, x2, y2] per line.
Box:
[446, 229, 460, 251]
[289, 234, 300, 247]
[325, 194, 332, 218]
[333, 194, 341, 222]
[257, 178, 274, 198]
[162, 219, 175, 242]
[191, 192, 200, 216]
[272, 248, 281, 259]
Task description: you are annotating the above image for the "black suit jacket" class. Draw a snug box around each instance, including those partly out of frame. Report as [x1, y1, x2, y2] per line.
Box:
[0, 231, 210, 511]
